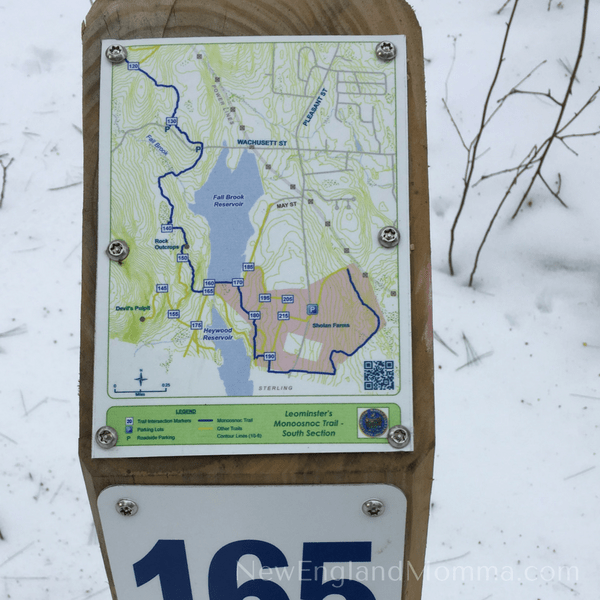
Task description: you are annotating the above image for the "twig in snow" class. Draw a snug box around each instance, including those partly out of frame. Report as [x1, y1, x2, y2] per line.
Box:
[64, 241, 82, 262]
[49, 481, 64, 504]
[2, 577, 50, 580]
[433, 331, 458, 356]
[455, 333, 493, 370]
[0, 432, 17, 445]
[447, 0, 520, 276]
[570, 393, 600, 400]
[564, 466, 595, 480]
[24, 398, 48, 417]
[12, 246, 44, 253]
[48, 181, 82, 191]
[0, 542, 34, 568]
[0, 157, 14, 209]
[456, 351, 494, 371]
[78, 587, 111, 600]
[428, 551, 471, 565]
[72, 124, 83, 134]
[0, 528, 3, 541]
[462, 333, 480, 365]
[557, 580, 580, 595]
[0, 325, 27, 338]
[558, 58, 579, 83]
[497, 0, 513, 14]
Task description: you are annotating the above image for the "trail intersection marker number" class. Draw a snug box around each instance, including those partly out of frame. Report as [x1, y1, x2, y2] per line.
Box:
[98, 485, 407, 600]
[93, 35, 413, 458]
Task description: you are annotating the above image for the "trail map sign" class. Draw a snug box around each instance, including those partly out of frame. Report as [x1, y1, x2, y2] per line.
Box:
[93, 35, 412, 458]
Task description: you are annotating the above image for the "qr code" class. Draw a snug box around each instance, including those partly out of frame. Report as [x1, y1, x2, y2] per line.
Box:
[364, 361, 394, 390]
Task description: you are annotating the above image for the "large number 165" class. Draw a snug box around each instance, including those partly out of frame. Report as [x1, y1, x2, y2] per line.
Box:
[134, 539, 377, 600]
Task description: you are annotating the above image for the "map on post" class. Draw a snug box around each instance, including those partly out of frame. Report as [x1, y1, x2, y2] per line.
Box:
[93, 36, 412, 458]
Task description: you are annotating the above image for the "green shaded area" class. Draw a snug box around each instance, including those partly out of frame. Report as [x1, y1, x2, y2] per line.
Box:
[107, 403, 401, 446]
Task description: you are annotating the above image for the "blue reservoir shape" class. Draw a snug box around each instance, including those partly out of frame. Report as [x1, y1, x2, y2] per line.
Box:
[210, 309, 253, 397]
[191, 148, 263, 281]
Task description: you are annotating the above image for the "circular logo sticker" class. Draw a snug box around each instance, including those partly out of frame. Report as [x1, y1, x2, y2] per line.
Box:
[359, 409, 389, 437]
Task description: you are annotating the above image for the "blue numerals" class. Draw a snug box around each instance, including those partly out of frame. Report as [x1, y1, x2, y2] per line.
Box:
[135, 539, 376, 600]
[209, 540, 289, 600]
[133, 540, 193, 600]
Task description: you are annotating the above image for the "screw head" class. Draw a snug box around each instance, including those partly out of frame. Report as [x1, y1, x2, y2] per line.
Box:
[376, 41, 396, 62]
[95, 426, 118, 449]
[116, 498, 138, 516]
[105, 44, 127, 64]
[387, 425, 411, 449]
[378, 226, 401, 248]
[362, 499, 385, 517]
[106, 239, 130, 262]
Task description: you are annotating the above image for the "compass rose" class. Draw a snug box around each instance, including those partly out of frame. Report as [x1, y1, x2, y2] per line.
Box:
[135, 370, 147, 387]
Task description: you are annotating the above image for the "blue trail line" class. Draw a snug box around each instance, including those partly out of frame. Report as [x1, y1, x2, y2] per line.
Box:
[127, 59, 204, 293]
[238, 268, 380, 376]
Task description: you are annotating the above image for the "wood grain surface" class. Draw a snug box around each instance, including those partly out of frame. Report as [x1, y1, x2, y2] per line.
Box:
[80, 1, 434, 598]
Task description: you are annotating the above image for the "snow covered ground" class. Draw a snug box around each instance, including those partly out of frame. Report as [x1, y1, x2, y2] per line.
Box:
[0, 0, 598, 598]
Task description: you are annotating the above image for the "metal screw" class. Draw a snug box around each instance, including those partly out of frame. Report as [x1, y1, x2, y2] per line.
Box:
[362, 499, 385, 517]
[95, 426, 118, 449]
[376, 41, 396, 62]
[378, 226, 401, 248]
[116, 498, 138, 517]
[105, 44, 127, 64]
[106, 239, 129, 262]
[387, 425, 411, 449]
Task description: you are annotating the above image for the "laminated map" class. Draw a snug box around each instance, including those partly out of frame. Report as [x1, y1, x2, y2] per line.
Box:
[93, 36, 412, 457]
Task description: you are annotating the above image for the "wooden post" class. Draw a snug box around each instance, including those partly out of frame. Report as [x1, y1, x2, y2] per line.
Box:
[80, 1, 433, 598]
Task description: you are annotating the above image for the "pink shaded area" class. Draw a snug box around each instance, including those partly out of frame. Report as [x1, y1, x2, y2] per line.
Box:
[217, 264, 386, 375]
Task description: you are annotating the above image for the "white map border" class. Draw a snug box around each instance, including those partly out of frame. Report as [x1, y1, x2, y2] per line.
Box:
[92, 35, 413, 458]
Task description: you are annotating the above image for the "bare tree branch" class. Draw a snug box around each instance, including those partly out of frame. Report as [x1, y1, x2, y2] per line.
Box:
[0, 157, 14, 209]
[448, 0, 520, 276]
[469, 154, 531, 286]
[539, 173, 568, 207]
[501, 89, 562, 105]
[442, 98, 469, 151]
[473, 151, 540, 186]
[511, 0, 590, 218]
[557, 86, 600, 134]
